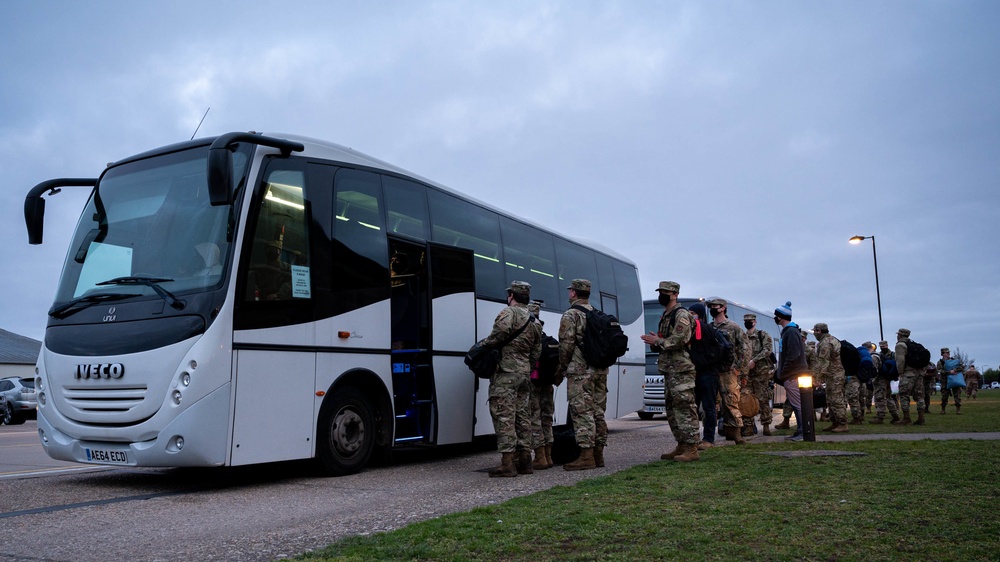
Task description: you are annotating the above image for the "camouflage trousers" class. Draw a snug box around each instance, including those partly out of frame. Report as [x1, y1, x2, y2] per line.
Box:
[966, 381, 979, 398]
[897, 370, 925, 414]
[825, 371, 848, 425]
[859, 381, 872, 412]
[747, 374, 773, 426]
[718, 368, 742, 429]
[845, 377, 863, 419]
[872, 377, 900, 419]
[663, 366, 700, 446]
[940, 386, 962, 408]
[923, 378, 934, 406]
[567, 369, 608, 448]
[529, 381, 555, 448]
[489, 371, 531, 453]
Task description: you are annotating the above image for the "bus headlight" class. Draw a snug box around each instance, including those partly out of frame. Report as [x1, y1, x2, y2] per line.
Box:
[172, 390, 182, 405]
[181, 372, 191, 387]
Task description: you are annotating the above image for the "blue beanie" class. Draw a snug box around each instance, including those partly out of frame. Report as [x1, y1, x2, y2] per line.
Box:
[775, 301, 793, 320]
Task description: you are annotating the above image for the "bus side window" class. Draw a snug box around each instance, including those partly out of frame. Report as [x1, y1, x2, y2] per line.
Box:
[246, 168, 311, 301]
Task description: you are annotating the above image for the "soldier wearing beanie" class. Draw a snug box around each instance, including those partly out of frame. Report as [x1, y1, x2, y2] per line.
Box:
[773, 302, 807, 441]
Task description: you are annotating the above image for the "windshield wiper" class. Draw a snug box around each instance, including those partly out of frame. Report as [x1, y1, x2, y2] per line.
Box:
[96, 276, 186, 310]
[49, 293, 133, 319]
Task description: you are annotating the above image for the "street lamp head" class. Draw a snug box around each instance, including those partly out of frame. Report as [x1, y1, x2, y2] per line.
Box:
[849, 235, 866, 245]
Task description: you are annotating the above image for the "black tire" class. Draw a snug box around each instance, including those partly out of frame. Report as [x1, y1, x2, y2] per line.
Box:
[316, 387, 376, 476]
[1, 403, 10, 425]
[4, 404, 25, 425]
[637, 411, 655, 420]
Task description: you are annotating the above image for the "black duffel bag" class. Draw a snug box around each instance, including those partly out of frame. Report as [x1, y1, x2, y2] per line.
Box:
[465, 342, 500, 379]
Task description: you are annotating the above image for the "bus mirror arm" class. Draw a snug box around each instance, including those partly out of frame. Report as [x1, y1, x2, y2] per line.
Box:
[24, 178, 97, 245]
[207, 132, 305, 207]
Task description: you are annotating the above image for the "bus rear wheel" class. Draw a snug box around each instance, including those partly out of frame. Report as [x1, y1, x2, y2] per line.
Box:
[317, 387, 375, 476]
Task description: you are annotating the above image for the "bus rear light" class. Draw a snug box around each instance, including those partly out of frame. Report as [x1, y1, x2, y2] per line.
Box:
[337, 331, 351, 339]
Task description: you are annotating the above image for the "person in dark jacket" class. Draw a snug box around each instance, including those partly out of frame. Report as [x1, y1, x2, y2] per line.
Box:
[774, 301, 808, 441]
[688, 303, 720, 450]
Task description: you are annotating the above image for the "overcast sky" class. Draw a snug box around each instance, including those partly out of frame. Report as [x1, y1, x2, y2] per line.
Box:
[3, 1, 998, 369]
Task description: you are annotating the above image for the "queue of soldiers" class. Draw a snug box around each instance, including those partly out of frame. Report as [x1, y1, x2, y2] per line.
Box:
[473, 277, 981, 475]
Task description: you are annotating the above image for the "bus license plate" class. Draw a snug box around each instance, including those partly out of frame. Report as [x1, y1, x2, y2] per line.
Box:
[85, 448, 129, 464]
[645, 406, 665, 413]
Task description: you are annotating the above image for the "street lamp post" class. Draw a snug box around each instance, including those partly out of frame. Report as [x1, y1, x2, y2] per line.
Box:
[849, 235, 884, 342]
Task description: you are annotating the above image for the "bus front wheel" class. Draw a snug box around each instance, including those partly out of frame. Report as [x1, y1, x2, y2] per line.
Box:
[317, 387, 375, 476]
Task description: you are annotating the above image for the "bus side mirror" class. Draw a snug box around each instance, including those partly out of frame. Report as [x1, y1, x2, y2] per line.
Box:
[24, 179, 97, 245]
[207, 145, 233, 206]
[25, 195, 46, 245]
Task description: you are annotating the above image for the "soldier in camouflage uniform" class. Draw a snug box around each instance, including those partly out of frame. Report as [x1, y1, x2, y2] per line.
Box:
[813, 323, 849, 432]
[744, 313, 775, 435]
[708, 298, 750, 444]
[894, 328, 926, 425]
[527, 301, 556, 470]
[641, 281, 700, 462]
[965, 364, 981, 399]
[869, 341, 901, 424]
[481, 281, 542, 477]
[555, 279, 610, 471]
[936, 347, 963, 414]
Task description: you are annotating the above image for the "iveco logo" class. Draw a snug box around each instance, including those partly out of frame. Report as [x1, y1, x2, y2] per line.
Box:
[103, 307, 117, 323]
[76, 363, 125, 380]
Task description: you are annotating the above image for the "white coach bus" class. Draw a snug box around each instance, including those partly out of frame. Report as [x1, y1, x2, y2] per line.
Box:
[24, 132, 644, 475]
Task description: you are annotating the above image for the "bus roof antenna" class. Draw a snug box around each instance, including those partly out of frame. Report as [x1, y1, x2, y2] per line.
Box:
[190, 107, 211, 140]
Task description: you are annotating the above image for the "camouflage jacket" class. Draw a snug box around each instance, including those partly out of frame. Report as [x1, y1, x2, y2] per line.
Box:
[894, 339, 921, 376]
[556, 298, 608, 376]
[482, 303, 541, 375]
[713, 318, 750, 373]
[815, 333, 844, 380]
[651, 304, 694, 373]
[748, 329, 774, 377]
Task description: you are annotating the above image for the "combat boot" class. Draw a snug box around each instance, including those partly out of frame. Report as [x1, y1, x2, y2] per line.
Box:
[532, 446, 549, 470]
[915, 411, 926, 425]
[850, 416, 864, 425]
[594, 445, 605, 468]
[901, 411, 912, 425]
[822, 424, 837, 432]
[660, 443, 683, 460]
[869, 417, 884, 424]
[762, 424, 772, 436]
[774, 416, 791, 430]
[955, 404, 962, 415]
[488, 452, 517, 478]
[697, 441, 714, 450]
[889, 413, 901, 424]
[564, 448, 596, 471]
[545, 444, 554, 468]
[673, 443, 701, 462]
[516, 449, 534, 475]
[733, 427, 747, 445]
[941, 403, 946, 414]
[831, 423, 849, 433]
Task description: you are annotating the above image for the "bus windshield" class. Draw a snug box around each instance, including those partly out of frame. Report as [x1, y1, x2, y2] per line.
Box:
[53, 147, 247, 308]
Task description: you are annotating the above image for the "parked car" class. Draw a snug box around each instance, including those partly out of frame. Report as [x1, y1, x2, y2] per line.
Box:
[992, 382, 1000, 390]
[0, 377, 36, 425]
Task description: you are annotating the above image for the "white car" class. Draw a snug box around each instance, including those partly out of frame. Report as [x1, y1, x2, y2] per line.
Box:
[991, 382, 1000, 389]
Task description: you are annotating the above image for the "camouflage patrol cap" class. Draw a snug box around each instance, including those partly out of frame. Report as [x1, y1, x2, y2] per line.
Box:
[527, 301, 541, 317]
[813, 323, 829, 333]
[743, 313, 756, 321]
[879, 341, 889, 347]
[941, 347, 950, 354]
[507, 280, 531, 296]
[897, 328, 911, 337]
[567, 279, 591, 292]
[706, 297, 726, 306]
[656, 281, 680, 293]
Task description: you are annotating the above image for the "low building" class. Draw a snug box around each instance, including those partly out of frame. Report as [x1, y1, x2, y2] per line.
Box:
[0, 329, 41, 379]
